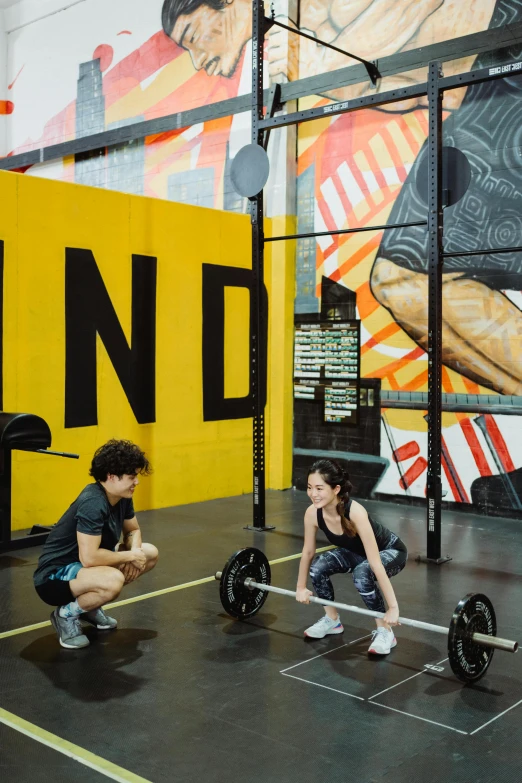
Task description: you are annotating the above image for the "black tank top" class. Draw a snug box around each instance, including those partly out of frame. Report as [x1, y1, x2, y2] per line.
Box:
[316, 500, 406, 556]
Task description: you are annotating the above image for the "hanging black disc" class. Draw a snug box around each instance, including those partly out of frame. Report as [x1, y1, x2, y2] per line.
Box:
[415, 145, 471, 208]
[230, 144, 270, 198]
[448, 593, 496, 683]
[219, 547, 271, 620]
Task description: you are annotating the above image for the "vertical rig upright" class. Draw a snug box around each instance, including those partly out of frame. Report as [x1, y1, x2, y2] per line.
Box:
[246, 0, 274, 531]
[421, 61, 449, 564]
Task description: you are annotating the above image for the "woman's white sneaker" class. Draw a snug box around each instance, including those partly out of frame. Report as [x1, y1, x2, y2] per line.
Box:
[368, 627, 396, 654]
[304, 615, 344, 638]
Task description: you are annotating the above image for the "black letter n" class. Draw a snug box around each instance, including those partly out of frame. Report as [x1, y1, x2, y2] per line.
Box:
[65, 248, 157, 428]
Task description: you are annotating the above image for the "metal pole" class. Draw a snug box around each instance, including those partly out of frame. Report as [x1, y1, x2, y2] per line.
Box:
[33, 449, 80, 459]
[246, 0, 274, 531]
[421, 62, 450, 564]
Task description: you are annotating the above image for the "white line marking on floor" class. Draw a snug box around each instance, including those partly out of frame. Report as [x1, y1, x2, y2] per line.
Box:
[280, 635, 371, 674]
[367, 658, 449, 700]
[469, 698, 522, 735]
[368, 701, 468, 734]
[281, 672, 365, 701]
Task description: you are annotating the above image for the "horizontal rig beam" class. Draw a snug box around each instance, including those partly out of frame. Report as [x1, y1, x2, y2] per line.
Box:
[259, 60, 522, 131]
[2, 25, 522, 171]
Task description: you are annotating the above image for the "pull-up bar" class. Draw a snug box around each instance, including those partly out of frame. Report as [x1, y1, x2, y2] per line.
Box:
[264, 14, 381, 85]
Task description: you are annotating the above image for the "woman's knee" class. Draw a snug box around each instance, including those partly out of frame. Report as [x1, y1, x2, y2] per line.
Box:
[351, 562, 376, 594]
[309, 554, 330, 583]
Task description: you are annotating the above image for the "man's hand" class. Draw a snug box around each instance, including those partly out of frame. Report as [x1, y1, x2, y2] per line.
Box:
[128, 547, 147, 570]
[119, 561, 142, 584]
[266, 16, 301, 83]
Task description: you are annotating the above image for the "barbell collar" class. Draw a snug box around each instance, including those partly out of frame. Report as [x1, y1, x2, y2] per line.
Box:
[470, 632, 518, 653]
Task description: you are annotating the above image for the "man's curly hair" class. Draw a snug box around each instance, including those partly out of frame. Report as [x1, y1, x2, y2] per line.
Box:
[89, 440, 152, 482]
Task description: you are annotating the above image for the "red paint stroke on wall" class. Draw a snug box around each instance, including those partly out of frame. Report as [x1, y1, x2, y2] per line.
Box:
[8, 65, 25, 90]
[93, 44, 114, 73]
[0, 101, 14, 115]
[458, 417, 492, 476]
[399, 456, 427, 490]
[393, 441, 420, 463]
[118, 30, 132, 35]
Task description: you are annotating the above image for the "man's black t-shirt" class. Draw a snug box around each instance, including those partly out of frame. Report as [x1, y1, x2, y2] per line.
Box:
[33, 483, 135, 586]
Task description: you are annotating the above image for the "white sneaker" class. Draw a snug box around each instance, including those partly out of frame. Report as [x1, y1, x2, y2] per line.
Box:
[304, 615, 344, 638]
[368, 627, 397, 655]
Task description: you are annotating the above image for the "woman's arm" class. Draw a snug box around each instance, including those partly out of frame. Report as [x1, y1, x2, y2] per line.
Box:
[349, 501, 400, 624]
[296, 506, 319, 600]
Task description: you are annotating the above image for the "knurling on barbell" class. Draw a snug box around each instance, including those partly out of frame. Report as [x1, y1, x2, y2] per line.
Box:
[215, 547, 518, 684]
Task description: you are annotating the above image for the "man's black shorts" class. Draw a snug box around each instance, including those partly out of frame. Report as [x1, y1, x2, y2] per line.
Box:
[34, 562, 83, 607]
[35, 579, 76, 607]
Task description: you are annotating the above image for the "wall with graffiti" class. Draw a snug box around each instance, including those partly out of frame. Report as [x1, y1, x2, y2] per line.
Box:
[1, 0, 522, 516]
[2, 0, 265, 211]
[294, 0, 522, 516]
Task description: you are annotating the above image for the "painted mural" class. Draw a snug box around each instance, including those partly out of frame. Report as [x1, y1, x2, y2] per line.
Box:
[293, 0, 522, 514]
[2, 0, 522, 515]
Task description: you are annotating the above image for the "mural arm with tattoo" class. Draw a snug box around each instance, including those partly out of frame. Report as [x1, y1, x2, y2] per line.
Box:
[269, 0, 496, 112]
[368, 0, 522, 397]
[268, 0, 521, 396]
[371, 265, 522, 397]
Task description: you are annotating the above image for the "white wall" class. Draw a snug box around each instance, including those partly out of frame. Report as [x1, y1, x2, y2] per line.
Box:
[5, 0, 164, 153]
[0, 9, 7, 156]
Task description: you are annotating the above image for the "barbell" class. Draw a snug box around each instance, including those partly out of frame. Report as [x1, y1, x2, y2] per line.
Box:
[215, 547, 519, 684]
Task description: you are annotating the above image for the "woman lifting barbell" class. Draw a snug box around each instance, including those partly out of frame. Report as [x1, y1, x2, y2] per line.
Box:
[296, 459, 408, 654]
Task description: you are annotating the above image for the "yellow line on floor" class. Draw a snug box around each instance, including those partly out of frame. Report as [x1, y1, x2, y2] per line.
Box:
[0, 707, 152, 783]
[268, 545, 333, 566]
[0, 545, 334, 641]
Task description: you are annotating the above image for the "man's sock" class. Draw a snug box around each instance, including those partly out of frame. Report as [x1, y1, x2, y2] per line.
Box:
[58, 599, 83, 619]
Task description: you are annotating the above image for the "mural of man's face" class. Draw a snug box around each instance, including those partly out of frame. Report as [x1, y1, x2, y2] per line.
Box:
[171, 0, 250, 78]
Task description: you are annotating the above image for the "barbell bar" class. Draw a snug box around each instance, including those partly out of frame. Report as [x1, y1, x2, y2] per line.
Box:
[216, 571, 516, 653]
[215, 548, 519, 683]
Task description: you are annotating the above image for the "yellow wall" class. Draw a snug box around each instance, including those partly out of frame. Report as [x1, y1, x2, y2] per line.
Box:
[0, 171, 294, 531]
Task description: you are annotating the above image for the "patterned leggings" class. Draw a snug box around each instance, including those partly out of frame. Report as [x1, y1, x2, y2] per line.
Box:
[309, 544, 407, 614]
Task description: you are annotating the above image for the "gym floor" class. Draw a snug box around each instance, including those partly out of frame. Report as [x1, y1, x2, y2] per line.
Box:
[0, 491, 521, 783]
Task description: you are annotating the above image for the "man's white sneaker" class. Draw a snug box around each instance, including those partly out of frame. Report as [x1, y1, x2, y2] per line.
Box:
[304, 615, 344, 638]
[368, 627, 397, 654]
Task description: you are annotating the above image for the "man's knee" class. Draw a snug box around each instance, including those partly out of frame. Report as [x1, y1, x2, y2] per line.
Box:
[142, 543, 159, 571]
[143, 543, 158, 561]
[104, 568, 125, 598]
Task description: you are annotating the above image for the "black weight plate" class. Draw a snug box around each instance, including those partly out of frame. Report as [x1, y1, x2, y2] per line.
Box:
[448, 593, 496, 683]
[415, 145, 471, 208]
[219, 547, 271, 620]
[230, 144, 270, 198]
